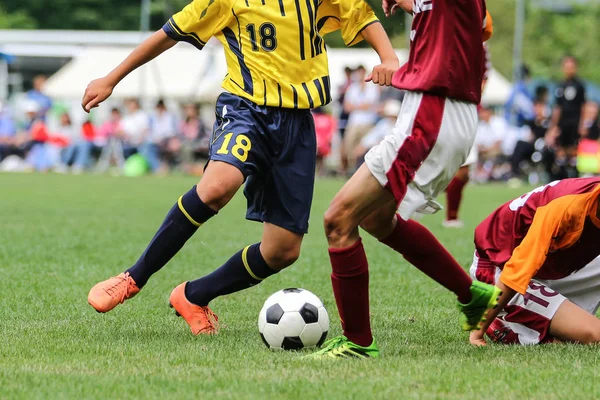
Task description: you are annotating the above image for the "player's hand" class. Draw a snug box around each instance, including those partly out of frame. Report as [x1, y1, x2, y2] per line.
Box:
[382, 0, 400, 16]
[82, 77, 115, 113]
[384, 0, 412, 16]
[545, 126, 559, 147]
[469, 330, 487, 346]
[366, 58, 399, 86]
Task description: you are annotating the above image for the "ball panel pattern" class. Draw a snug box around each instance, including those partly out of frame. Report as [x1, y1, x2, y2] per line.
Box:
[265, 303, 284, 324]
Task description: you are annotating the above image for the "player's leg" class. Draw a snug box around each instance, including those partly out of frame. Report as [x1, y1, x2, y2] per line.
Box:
[87, 160, 243, 313]
[87, 95, 252, 313]
[170, 222, 303, 335]
[182, 223, 302, 305]
[170, 106, 316, 335]
[359, 93, 498, 331]
[311, 164, 395, 358]
[548, 300, 600, 344]
[359, 201, 472, 305]
[444, 165, 470, 228]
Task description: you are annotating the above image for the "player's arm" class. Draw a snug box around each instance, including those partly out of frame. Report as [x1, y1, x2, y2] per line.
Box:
[383, 0, 412, 16]
[361, 23, 399, 86]
[548, 86, 563, 136]
[82, 30, 176, 112]
[469, 282, 516, 346]
[320, 0, 398, 86]
[579, 86, 588, 136]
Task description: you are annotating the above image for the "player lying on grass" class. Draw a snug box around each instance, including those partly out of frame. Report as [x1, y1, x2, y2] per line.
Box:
[469, 177, 600, 345]
[311, 0, 500, 359]
[83, 0, 399, 335]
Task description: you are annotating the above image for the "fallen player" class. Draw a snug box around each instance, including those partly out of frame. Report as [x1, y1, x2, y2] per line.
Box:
[470, 177, 600, 345]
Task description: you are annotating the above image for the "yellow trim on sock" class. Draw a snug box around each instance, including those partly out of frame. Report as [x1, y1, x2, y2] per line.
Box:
[177, 195, 202, 227]
[242, 245, 263, 280]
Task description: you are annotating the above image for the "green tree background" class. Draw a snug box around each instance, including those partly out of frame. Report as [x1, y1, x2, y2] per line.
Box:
[1, 0, 599, 82]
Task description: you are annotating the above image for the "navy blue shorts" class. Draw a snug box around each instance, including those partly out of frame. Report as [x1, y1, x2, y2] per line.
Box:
[209, 93, 316, 234]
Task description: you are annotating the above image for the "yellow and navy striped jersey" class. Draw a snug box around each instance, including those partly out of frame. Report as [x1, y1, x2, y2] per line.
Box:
[162, 0, 378, 109]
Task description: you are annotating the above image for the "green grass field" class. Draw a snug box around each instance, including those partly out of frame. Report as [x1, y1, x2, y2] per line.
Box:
[1, 173, 600, 399]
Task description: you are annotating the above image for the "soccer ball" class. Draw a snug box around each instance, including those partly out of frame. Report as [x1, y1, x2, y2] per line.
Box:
[258, 288, 329, 350]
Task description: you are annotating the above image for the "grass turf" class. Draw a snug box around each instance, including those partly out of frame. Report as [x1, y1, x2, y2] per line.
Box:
[1, 173, 599, 399]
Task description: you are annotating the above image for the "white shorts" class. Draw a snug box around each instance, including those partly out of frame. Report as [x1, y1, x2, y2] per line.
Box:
[470, 254, 600, 345]
[463, 144, 478, 166]
[365, 91, 478, 220]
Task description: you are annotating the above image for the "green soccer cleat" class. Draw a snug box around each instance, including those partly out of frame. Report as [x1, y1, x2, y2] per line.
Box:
[457, 281, 502, 331]
[306, 336, 379, 359]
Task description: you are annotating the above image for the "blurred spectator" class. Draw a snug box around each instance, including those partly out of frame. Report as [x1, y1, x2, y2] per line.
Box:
[343, 65, 380, 174]
[26, 75, 52, 119]
[581, 101, 600, 140]
[510, 85, 551, 180]
[531, 86, 552, 139]
[120, 98, 149, 158]
[545, 56, 586, 180]
[312, 107, 336, 176]
[337, 66, 353, 174]
[352, 99, 401, 166]
[144, 99, 177, 173]
[58, 114, 98, 173]
[96, 108, 126, 171]
[177, 102, 209, 174]
[21, 100, 53, 171]
[550, 56, 586, 147]
[0, 102, 18, 161]
[504, 65, 535, 128]
[97, 107, 123, 146]
[379, 86, 404, 104]
[473, 104, 511, 181]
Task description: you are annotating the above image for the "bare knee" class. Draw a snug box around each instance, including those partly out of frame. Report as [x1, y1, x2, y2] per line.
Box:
[324, 200, 358, 248]
[359, 201, 397, 240]
[196, 161, 244, 210]
[455, 166, 470, 182]
[359, 214, 394, 240]
[577, 327, 600, 344]
[196, 182, 235, 211]
[261, 242, 301, 271]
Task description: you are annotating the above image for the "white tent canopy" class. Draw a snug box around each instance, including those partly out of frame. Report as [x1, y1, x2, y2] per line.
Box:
[45, 44, 227, 101]
[46, 44, 511, 105]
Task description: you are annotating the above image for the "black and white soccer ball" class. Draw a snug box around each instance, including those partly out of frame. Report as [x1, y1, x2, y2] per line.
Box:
[258, 288, 329, 350]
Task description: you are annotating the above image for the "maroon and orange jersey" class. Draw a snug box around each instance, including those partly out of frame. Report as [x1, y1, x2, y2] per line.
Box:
[474, 178, 600, 294]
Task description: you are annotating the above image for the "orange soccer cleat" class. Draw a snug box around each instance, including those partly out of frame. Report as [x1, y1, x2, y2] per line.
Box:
[169, 283, 219, 335]
[88, 272, 140, 313]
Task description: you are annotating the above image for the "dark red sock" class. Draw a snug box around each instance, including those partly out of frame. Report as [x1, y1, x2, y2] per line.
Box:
[381, 216, 472, 303]
[445, 176, 468, 221]
[329, 238, 373, 347]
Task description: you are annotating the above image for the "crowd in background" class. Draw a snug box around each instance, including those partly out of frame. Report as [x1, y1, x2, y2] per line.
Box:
[1, 58, 600, 184]
[0, 75, 211, 175]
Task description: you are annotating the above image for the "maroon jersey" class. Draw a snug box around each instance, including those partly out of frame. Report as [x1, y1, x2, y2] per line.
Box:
[474, 178, 600, 294]
[392, 0, 489, 104]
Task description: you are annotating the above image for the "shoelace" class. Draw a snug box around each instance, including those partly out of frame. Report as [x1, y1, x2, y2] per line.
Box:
[104, 275, 134, 304]
[320, 336, 346, 352]
[196, 306, 219, 333]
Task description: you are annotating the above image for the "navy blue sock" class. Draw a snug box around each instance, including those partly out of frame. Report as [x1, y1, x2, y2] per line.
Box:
[127, 186, 216, 288]
[185, 243, 277, 306]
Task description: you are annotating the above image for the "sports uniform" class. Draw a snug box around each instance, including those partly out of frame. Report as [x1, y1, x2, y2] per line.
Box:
[164, 0, 378, 233]
[365, 2, 492, 219]
[313, 1, 501, 359]
[471, 177, 600, 344]
[87, 0, 387, 333]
